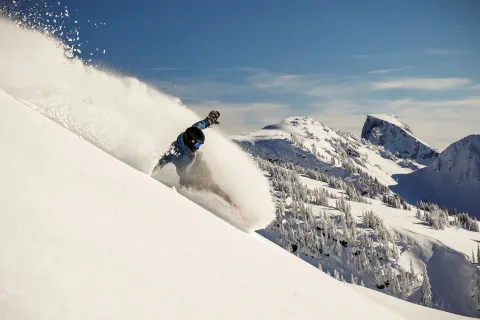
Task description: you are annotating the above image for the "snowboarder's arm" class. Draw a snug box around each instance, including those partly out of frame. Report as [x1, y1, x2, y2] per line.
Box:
[191, 120, 210, 130]
[151, 153, 173, 175]
[191, 111, 221, 130]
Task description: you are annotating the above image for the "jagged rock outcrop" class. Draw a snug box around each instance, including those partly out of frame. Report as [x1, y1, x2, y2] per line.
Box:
[361, 114, 438, 164]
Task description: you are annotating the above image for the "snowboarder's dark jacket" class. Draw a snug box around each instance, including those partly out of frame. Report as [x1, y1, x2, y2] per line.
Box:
[157, 119, 210, 176]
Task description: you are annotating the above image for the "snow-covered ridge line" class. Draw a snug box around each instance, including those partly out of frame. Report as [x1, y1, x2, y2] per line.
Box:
[367, 113, 414, 134]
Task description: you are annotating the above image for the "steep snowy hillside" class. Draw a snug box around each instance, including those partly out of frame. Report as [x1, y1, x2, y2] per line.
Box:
[0, 17, 274, 231]
[392, 135, 480, 217]
[0, 89, 465, 319]
[362, 114, 438, 164]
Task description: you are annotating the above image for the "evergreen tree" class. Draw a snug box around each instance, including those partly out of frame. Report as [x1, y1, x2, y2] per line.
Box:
[351, 273, 357, 285]
[420, 265, 432, 307]
[392, 274, 401, 298]
[409, 258, 415, 281]
[334, 269, 340, 280]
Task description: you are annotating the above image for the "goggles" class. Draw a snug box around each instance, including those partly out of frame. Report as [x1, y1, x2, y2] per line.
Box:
[193, 140, 203, 150]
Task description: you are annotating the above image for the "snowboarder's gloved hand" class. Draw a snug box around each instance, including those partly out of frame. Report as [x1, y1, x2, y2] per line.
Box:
[206, 110, 220, 125]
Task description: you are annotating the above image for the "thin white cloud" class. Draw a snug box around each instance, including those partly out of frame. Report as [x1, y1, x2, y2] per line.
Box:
[147, 67, 180, 71]
[368, 66, 412, 74]
[368, 69, 397, 74]
[354, 49, 464, 59]
[247, 72, 323, 91]
[423, 49, 463, 55]
[376, 97, 480, 111]
[453, 25, 463, 29]
[305, 82, 372, 97]
[374, 78, 471, 90]
[353, 53, 406, 60]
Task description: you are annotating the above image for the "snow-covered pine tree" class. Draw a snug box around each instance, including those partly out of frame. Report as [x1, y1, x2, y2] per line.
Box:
[420, 264, 432, 307]
[334, 269, 340, 280]
[409, 258, 415, 280]
[416, 208, 423, 220]
[351, 273, 356, 285]
[391, 274, 401, 298]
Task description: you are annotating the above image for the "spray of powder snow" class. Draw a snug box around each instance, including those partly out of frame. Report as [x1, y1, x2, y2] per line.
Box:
[0, 17, 275, 231]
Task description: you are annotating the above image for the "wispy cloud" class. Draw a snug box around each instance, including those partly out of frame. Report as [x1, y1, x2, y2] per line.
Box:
[354, 49, 464, 59]
[147, 67, 180, 71]
[423, 49, 464, 55]
[353, 52, 407, 60]
[374, 77, 470, 90]
[146, 66, 263, 73]
[368, 69, 397, 74]
[368, 66, 412, 74]
[453, 25, 463, 29]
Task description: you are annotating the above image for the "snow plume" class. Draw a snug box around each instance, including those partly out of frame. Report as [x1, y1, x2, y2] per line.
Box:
[0, 17, 274, 231]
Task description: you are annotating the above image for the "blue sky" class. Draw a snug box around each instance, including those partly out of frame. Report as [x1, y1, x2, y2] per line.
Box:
[5, 0, 480, 149]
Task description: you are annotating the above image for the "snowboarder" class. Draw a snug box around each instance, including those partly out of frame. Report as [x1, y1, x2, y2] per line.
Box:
[151, 110, 233, 204]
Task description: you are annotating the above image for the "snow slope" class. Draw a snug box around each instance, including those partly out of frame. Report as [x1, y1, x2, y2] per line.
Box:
[0, 17, 274, 231]
[362, 114, 438, 164]
[0, 89, 468, 319]
[392, 135, 480, 217]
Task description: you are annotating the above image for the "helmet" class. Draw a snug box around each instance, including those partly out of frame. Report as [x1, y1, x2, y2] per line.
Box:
[184, 126, 205, 151]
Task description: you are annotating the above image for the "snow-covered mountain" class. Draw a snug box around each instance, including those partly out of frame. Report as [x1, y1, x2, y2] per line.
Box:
[361, 114, 438, 164]
[392, 135, 480, 218]
[232, 116, 419, 190]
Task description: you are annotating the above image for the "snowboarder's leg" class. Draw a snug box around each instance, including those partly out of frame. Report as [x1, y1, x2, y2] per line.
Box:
[183, 157, 234, 205]
[208, 183, 233, 205]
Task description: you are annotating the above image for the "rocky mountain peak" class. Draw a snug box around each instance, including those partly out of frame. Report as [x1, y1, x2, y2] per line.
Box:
[361, 113, 438, 163]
